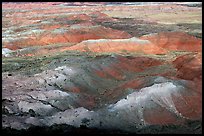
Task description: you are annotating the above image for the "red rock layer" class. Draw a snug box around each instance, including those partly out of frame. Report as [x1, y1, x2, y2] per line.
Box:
[94, 56, 164, 102]
[67, 14, 92, 21]
[173, 52, 202, 80]
[143, 52, 201, 124]
[62, 38, 167, 55]
[89, 11, 117, 22]
[143, 106, 185, 125]
[4, 26, 132, 50]
[140, 32, 202, 52]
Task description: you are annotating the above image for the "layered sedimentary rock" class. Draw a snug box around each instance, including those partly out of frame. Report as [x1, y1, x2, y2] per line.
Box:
[61, 37, 167, 55]
[140, 32, 202, 52]
[2, 54, 202, 132]
[2, 2, 202, 134]
[173, 52, 202, 80]
[3, 25, 132, 50]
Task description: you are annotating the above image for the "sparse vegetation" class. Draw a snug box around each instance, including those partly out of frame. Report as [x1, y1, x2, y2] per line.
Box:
[2, 2, 202, 134]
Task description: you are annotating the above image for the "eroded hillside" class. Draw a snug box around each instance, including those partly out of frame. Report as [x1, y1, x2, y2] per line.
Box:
[2, 2, 202, 134]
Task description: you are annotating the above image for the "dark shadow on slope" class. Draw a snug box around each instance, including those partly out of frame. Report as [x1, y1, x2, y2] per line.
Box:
[2, 120, 202, 135]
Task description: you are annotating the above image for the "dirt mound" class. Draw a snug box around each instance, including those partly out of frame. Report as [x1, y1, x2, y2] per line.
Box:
[173, 52, 202, 80]
[67, 14, 92, 21]
[89, 11, 117, 22]
[62, 37, 167, 55]
[140, 32, 202, 52]
[89, 11, 110, 18]
[142, 82, 202, 124]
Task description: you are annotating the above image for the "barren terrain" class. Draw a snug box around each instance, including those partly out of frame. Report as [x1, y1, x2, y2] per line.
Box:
[2, 2, 202, 135]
